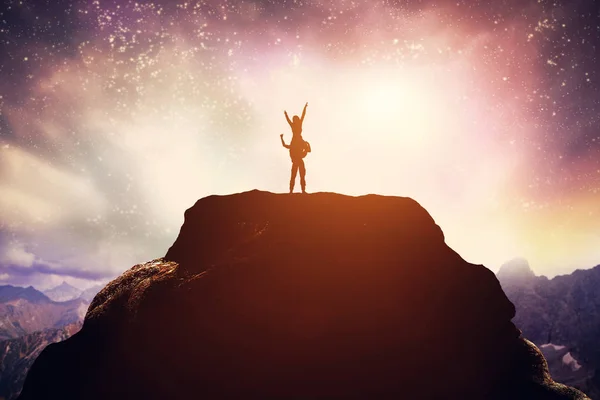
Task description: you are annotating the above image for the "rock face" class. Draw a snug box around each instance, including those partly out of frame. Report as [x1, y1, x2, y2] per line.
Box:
[498, 264, 600, 398]
[538, 344, 590, 395]
[19, 191, 588, 399]
[0, 323, 82, 400]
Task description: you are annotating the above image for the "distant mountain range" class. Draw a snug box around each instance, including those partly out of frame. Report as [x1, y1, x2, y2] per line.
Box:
[0, 286, 49, 304]
[42, 282, 83, 302]
[0, 285, 88, 341]
[497, 259, 600, 399]
[43, 282, 104, 303]
[0, 283, 99, 399]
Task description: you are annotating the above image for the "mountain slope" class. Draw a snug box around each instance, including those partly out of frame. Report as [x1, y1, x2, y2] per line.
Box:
[78, 285, 104, 302]
[0, 286, 88, 340]
[0, 287, 49, 304]
[0, 323, 82, 400]
[19, 191, 588, 400]
[498, 262, 600, 398]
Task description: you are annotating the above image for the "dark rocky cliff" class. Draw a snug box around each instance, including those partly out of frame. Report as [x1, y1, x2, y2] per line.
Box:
[18, 191, 588, 399]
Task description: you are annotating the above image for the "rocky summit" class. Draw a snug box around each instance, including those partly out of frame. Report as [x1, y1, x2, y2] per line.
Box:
[18, 191, 589, 399]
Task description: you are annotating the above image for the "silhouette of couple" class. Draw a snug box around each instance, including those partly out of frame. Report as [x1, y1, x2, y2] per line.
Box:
[280, 102, 311, 194]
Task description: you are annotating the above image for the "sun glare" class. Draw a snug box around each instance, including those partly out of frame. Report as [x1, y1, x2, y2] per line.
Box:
[363, 85, 402, 119]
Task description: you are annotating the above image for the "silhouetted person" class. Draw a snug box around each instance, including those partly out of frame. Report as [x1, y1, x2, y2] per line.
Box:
[281, 102, 311, 193]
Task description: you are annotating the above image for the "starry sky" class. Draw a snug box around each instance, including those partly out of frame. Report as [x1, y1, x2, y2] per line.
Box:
[0, 0, 599, 290]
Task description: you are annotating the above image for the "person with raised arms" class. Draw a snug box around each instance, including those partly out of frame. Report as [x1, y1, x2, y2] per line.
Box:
[280, 102, 311, 194]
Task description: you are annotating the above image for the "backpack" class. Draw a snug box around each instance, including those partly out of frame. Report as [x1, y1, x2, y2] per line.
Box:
[301, 141, 311, 158]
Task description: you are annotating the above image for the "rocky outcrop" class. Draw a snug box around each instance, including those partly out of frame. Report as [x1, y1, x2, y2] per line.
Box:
[538, 344, 590, 394]
[19, 191, 588, 399]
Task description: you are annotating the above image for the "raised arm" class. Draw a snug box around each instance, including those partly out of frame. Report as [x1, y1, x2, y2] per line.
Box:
[300, 102, 308, 123]
[280, 134, 290, 149]
[284, 111, 292, 127]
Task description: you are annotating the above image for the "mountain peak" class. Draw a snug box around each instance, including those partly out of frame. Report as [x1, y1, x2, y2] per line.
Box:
[43, 282, 82, 302]
[497, 257, 536, 284]
[57, 281, 78, 290]
[0, 285, 49, 304]
[19, 191, 588, 400]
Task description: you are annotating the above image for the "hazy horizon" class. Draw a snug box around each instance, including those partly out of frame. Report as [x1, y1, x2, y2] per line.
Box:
[1, 188, 598, 291]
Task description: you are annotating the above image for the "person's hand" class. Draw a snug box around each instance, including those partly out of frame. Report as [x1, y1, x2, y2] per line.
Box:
[305, 102, 308, 107]
[280, 134, 284, 138]
[284, 110, 288, 115]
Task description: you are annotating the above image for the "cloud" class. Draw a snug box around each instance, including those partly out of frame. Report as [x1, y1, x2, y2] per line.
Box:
[0, 145, 108, 229]
[0, 266, 107, 291]
[0, 40, 234, 286]
[0, 241, 35, 268]
[0, 235, 118, 283]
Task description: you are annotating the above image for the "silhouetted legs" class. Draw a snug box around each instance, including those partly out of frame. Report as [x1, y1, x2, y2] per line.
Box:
[290, 159, 306, 193]
[299, 160, 306, 192]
